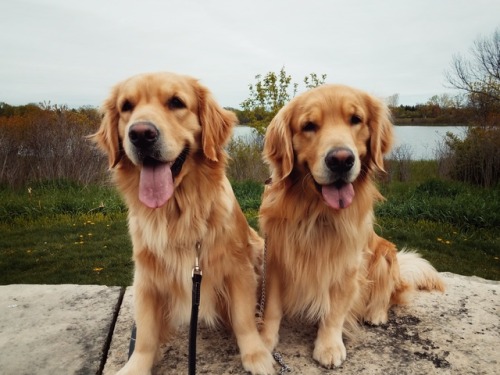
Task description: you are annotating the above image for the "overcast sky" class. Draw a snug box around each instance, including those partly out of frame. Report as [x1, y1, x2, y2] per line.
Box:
[1, 0, 499, 109]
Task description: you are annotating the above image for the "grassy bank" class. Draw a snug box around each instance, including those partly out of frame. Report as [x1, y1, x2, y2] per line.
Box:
[0, 169, 498, 285]
[0, 180, 131, 285]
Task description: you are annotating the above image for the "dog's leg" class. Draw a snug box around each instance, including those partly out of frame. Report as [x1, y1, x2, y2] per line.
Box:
[313, 310, 347, 368]
[260, 267, 282, 352]
[117, 285, 162, 375]
[363, 252, 395, 325]
[313, 275, 359, 369]
[228, 271, 276, 375]
[363, 234, 409, 325]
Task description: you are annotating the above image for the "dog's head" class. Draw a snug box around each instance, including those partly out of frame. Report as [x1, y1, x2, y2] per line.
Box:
[263, 84, 393, 210]
[90, 72, 236, 208]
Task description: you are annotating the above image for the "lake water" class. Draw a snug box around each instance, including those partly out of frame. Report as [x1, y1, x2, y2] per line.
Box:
[232, 125, 467, 160]
[392, 125, 466, 160]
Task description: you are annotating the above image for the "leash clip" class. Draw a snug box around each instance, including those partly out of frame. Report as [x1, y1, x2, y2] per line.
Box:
[192, 255, 202, 277]
[192, 241, 202, 277]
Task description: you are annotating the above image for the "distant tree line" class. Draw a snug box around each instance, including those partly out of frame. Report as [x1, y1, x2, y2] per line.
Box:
[388, 94, 473, 125]
[233, 76, 498, 128]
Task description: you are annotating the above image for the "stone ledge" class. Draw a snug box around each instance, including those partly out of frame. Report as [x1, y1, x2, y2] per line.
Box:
[0, 275, 496, 374]
[104, 273, 499, 374]
[0, 284, 122, 375]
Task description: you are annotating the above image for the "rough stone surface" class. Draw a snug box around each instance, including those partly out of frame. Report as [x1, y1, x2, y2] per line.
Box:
[0, 273, 497, 375]
[0, 284, 122, 375]
[105, 273, 499, 375]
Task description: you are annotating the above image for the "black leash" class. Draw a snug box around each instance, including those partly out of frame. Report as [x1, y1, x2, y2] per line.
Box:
[189, 242, 203, 375]
[128, 323, 136, 359]
[126, 239, 290, 374]
[127, 242, 203, 375]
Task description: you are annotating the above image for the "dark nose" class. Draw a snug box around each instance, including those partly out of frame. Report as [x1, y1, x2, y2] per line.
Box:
[325, 147, 355, 174]
[128, 122, 159, 149]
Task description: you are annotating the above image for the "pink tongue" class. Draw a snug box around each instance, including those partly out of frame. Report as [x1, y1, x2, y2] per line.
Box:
[139, 163, 174, 208]
[322, 183, 355, 210]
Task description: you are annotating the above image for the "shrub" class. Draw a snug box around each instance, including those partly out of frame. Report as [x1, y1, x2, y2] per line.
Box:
[437, 126, 500, 187]
[0, 104, 106, 187]
[386, 144, 414, 182]
[226, 134, 269, 182]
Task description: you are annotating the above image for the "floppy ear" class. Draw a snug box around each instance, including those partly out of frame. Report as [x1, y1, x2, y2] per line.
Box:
[88, 88, 122, 168]
[197, 84, 237, 162]
[263, 104, 294, 182]
[366, 95, 394, 173]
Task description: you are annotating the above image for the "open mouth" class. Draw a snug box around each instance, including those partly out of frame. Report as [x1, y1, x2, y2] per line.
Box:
[170, 147, 190, 178]
[142, 146, 189, 179]
[139, 147, 190, 209]
[315, 179, 355, 210]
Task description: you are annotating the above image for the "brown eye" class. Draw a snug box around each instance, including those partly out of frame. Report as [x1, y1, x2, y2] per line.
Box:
[168, 96, 186, 110]
[121, 100, 134, 112]
[302, 121, 318, 132]
[350, 114, 362, 125]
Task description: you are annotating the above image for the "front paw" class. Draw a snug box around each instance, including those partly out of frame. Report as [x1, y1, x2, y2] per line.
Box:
[313, 339, 347, 369]
[116, 363, 152, 375]
[242, 348, 276, 375]
[364, 309, 388, 326]
[116, 352, 153, 375]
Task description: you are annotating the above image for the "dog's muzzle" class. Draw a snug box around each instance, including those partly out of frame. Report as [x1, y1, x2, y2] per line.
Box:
[324, 147, 355, 178]
[128, 121, 190, 209]
[314, 147, 357, 210]
[129, 121, 160, 158]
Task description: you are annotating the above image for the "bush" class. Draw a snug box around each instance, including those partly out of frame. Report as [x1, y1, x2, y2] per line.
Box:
[0, 104, 106, 187]
[437, 126, 500, 187]
[226, 134, 269, 182]
[386, 144, 414, 182]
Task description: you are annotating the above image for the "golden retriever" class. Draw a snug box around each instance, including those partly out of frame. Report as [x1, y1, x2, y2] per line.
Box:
[91, 72, 274, 374]
[258, 84, 444, 369]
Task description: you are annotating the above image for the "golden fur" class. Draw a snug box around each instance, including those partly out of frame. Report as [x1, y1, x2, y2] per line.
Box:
[258, 84, 444, 369]
[91, 72, 274, 374]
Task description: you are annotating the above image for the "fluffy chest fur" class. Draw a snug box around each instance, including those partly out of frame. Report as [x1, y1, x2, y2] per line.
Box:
[260, 181, 375, 320]
[118, 165, 250, 327]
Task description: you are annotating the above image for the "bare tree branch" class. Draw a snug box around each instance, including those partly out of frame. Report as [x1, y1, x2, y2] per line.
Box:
[446, 28, 500, 102]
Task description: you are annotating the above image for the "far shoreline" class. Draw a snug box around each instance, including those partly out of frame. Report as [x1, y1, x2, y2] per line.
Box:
[394, 118, 467, 126]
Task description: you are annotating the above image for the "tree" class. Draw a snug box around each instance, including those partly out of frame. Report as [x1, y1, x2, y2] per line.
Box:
[427, 94, 455, 109]
[443, 29, 500, 184]
[240, 67, 326, 133]
[386, 93, 399, 108]
[445, 28, 500, 125]
[304, 73, 328, 89]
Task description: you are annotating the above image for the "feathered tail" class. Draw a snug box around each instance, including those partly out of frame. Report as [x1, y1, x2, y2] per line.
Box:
[359, 235, 445, 324]
[397, 249, 445, 293]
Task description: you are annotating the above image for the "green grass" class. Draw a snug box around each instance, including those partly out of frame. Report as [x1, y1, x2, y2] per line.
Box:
[232, 180, 263, 229]
[376, 162, 499, 280]
[0, 179, 126, 223]
[0, 180, 132, 285]
[0, 213, 132, 285]
[0, 173, 498, 286]
[377, 178, 500, 231]
[376, 218, 499, 280]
